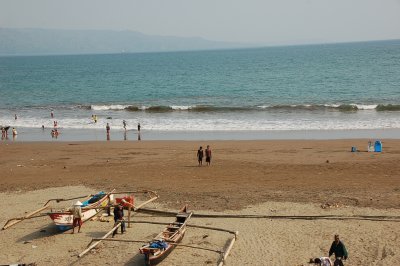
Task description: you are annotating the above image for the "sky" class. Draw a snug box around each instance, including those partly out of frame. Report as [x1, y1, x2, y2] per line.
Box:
[1, 0, 400, 45]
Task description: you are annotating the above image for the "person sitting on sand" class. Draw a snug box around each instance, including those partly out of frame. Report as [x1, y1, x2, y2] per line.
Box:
[329, 234, 348, 266]
[197, 146, 204, 166]
[71, 201, 83, 234]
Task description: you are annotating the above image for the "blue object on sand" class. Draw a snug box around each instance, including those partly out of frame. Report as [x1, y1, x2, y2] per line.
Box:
[351, 146, 357, 152]
[374, 141, 382, 152]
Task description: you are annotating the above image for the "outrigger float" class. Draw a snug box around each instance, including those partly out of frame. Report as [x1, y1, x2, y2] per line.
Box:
[2, 189, 159, 231]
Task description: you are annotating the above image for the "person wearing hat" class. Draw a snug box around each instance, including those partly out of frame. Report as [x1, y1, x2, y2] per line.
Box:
[71, 201, 83, 234]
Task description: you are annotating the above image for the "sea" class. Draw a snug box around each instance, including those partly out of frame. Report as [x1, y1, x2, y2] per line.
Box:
[0, 40, 400, 140]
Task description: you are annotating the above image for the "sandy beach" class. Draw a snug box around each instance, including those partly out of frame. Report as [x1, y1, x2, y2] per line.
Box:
[1, 140, 399, 265]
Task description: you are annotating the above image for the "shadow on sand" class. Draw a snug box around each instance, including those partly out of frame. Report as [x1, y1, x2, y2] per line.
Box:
[124, 252, 146, 266]
[17, 223, 61, 242]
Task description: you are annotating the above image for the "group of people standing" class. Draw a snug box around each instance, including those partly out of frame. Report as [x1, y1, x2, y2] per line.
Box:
[105, 120, 141, 141]
[1, 113, 18, 140]
[197, 145, 212, 166]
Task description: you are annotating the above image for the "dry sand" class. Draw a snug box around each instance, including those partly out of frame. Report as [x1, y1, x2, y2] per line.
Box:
[0, 140, 399, 265]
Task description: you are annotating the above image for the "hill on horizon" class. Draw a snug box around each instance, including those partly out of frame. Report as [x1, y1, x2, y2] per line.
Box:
[0, 28, 249, 56]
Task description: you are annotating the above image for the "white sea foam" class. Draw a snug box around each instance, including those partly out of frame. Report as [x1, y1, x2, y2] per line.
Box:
[170, 105, 192, 110]
[6, 114, 400, 131]
[354, 104, 377, 110]
[91, 104, 131, 111]
[3, 104, 400, 132]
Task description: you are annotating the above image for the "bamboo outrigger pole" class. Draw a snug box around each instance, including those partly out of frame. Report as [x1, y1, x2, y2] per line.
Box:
[90, 238, 222, 253]
[2, 205, 51, 230]
[78, 191, 159, 258]
[78, 222, 122, 258]
[123, 220, 237, 234]
[217, 231, 239, 266]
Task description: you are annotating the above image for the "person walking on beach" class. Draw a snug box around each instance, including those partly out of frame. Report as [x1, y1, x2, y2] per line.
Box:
[137, 123, 141, 132]
[12, 127, 17, 137]
[71, 201, 83, 234]
[123, 120, 127, 130]
[329, 234, 348, 266]
[205, 145, 212, 166]
[197, 146, 204, 166]
[112, 203, 125, 237]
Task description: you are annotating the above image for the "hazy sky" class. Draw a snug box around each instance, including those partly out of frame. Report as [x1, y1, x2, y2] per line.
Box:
[1, 0, 400, 45]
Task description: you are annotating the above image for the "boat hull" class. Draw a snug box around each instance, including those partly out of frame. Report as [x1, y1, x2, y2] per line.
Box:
[147, 230, 186, 265]
[47, 192, 110, 231]
[140, 205, 192, 266]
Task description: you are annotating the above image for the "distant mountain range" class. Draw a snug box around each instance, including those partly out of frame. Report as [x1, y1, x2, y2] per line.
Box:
[0, 28, 250, 56]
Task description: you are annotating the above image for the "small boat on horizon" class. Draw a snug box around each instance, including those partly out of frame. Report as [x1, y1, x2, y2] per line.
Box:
[139, 205, 192, 265]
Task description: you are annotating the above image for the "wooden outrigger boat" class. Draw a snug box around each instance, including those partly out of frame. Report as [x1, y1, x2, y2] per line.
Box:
[47, 190, 112, 231]
[139, 205, 192, 265]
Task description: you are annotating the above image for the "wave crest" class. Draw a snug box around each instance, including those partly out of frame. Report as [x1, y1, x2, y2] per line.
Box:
[376, 104, 400, 111]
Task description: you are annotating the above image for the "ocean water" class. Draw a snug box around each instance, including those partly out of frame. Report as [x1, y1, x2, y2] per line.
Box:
[0, 40, 399, 137]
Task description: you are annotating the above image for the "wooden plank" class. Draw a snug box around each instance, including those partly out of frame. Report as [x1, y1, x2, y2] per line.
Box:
[217, 231, 239, 266]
